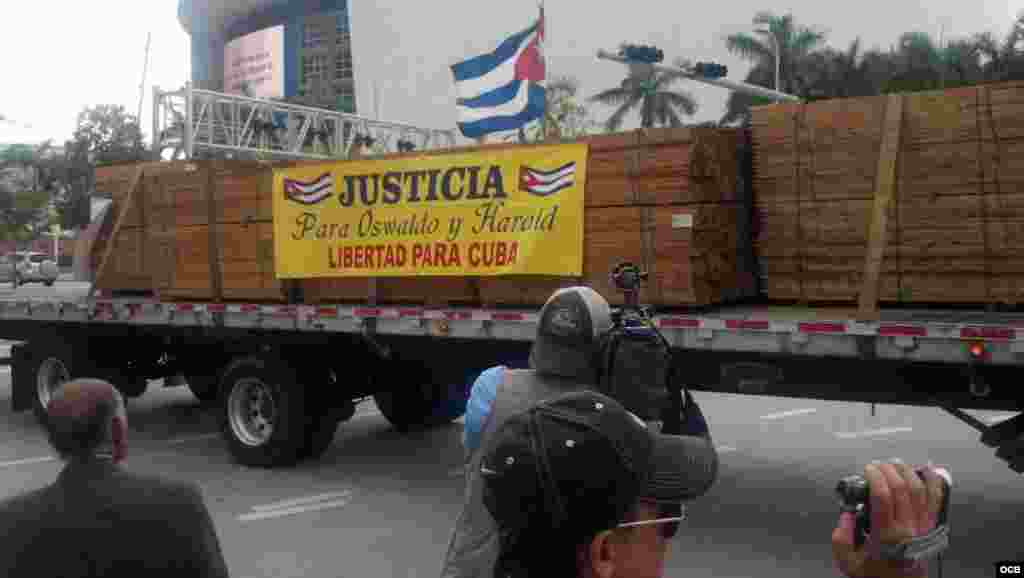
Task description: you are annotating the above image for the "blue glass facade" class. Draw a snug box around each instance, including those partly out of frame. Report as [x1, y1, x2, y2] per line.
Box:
[179, 0, 353, 110]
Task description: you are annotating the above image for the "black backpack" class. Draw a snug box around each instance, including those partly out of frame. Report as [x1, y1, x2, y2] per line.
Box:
[596, 308, 711, 439]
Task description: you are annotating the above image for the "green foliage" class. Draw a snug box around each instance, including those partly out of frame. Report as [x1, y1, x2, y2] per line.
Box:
[0, 143, 58, 243]
[721, 10, 1024, 124]
[67, 104, 147, 166]
[590, 54, 698, 131]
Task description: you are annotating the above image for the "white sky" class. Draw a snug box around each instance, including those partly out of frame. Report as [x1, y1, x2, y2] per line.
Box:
[0, 1, 1019, 147]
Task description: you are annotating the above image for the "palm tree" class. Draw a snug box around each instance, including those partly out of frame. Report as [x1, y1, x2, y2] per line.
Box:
[589, 54, 698, 131]
[589, 54, 700, 131]
[974, 12, 1024, 82]
[721, 11, 827, 124]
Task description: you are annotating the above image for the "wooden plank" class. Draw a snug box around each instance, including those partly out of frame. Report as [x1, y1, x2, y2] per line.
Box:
[91, 165, 144, 296]
[858, 94, 905, 319]
[205, 163, 224, 301]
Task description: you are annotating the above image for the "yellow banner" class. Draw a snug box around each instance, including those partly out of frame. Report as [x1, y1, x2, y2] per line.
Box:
[272, 143, 588, 278]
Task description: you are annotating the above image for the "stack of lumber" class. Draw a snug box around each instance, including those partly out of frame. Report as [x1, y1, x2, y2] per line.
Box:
[90, 127, 756, 308]
[751, 80, 1024, 308]
[478, 127, 757, 307]
[93, 160, 284, 301]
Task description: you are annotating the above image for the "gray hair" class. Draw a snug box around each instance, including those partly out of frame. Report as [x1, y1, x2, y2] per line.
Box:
[44, 379, 126, 460]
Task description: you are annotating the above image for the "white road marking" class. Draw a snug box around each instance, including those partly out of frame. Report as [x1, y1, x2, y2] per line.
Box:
[834, 426, 913, 440]
[355, 409, 381, 418]
[985, 414, 1018, 425]
[239, 492, 354, 522]
[760, 408, 818, 420]
[249, 490, 354, 513]
[715, 445, 738, 454]
[0, 456, 56, 467]
[165, 433, 220, 445]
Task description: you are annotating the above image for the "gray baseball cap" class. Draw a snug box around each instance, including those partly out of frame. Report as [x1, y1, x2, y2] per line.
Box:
[529, 286, 614, 381]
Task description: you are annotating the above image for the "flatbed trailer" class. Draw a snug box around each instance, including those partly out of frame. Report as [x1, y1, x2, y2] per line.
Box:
[3, 291, 1022, 472]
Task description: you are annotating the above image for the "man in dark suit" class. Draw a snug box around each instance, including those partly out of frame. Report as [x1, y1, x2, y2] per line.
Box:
[0, 378, 230, 578]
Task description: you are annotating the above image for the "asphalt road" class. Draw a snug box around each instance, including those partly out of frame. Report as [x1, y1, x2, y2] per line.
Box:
[0, 356, 1021, 577]
[0, 282, 1020, 576]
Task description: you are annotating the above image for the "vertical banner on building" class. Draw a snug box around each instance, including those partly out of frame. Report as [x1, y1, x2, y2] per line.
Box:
[272, 143, 589, 278]
[224, 25, 285, 98]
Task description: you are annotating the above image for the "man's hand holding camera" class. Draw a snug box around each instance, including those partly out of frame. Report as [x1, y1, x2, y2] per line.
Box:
[832, 459, 950, 578]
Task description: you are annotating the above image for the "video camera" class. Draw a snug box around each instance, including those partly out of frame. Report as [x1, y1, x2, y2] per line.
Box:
[835, 466, 952, 561]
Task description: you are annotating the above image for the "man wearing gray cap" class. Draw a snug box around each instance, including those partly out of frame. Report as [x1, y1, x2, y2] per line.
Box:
[0, 378, 229, 578]
[480, 390, 948, 578]
[439, 286, 715, 578]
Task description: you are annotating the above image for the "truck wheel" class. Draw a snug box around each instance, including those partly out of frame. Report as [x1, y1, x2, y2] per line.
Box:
[44, 280, 54, 287]
[23, 343, 90, 426]
[298, 399, 356, 461]
[219, 356, 308, 468]
[187, 374, 220, 404]
[373, 360, 468, 432]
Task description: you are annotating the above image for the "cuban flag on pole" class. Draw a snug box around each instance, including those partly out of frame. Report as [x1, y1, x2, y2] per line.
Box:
[451, 8, 546, 139]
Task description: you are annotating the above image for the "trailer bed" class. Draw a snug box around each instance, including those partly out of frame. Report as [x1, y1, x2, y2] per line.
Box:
[0, 292, 1020, 367]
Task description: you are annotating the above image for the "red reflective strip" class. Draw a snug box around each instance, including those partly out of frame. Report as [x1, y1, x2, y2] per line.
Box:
[353, 308, 381, 318]
[317, 307, 338, 317]
[240, 304, 260, 312]
[798, 322, 845, 334]
[441, 311, 472, 320]
[658, 317, 700, 329]
[961, 327, 1015, 340]
[878, 325, 927, 337]
[726, 319, 770, 331]
[175, 303, 196, 312]
[398, 308, 422, 318]
[271, 306, 297, 317]
[207, 304, 227, 313]
[490, 312, 525, 321]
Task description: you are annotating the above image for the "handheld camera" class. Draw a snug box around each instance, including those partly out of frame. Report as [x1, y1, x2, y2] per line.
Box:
[835, 467, 952, 560]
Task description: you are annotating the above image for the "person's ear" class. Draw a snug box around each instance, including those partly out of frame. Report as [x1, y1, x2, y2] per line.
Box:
[584, 530, 619, 578]
[110, 415, 127, 463]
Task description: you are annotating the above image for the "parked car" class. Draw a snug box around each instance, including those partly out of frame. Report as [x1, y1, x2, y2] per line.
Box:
[2, 252, 59, 287]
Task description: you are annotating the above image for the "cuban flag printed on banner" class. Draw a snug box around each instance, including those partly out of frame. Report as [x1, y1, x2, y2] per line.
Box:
[520, 161, 576, 197]
[451, 11, 546, 139]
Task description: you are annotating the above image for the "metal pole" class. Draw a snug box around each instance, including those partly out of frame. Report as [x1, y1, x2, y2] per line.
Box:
[773, 36, 781, 92]
[596, 50, 801, 102]
[539, 0, 547, 141]
[152, 86, 161, 158]
[184, 82, 195, 159]
[137, 32, 152, 124]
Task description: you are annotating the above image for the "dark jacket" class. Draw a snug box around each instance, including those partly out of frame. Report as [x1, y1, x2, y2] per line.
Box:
[0, 458, 230, 578]
[440, 369, 593, 578]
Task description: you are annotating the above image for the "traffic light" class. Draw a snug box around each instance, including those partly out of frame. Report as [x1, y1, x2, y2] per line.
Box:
[693, 62, 728, 79]
[619, 44, 664, 64]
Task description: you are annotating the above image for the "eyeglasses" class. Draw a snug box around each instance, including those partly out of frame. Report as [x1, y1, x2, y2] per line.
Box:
[615, 503, 686, 539]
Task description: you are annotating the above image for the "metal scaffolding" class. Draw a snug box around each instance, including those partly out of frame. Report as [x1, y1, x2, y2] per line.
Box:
[152, 83, 458, 161]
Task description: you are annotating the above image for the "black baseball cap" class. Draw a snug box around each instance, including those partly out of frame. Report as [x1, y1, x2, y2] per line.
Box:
[480, 390, 718, 537]
[529, 287, 613, 380]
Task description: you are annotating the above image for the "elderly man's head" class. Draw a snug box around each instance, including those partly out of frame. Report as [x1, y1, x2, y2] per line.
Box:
[44, 379, 128, 463]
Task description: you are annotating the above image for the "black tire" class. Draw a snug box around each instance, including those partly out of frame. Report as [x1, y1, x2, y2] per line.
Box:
[373, 360, 468, 432]
[298, 415, 340, 461]
[44, 280, 54, 287]
[297, 394, 355, 461]
[187, 374, 221, 404]
[219, 356, 308, 468]
[22, 342, 91, 426]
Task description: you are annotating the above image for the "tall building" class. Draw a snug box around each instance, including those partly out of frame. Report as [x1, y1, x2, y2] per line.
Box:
[177, 0, 356, 113]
